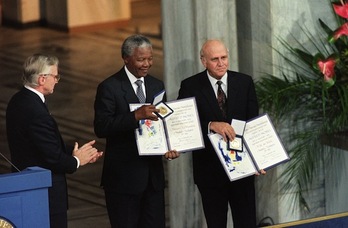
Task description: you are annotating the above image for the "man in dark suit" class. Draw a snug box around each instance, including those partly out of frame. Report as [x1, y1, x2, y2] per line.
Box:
[94, 34, 179, 228]
[6, 54, 103, 228]
[178, 39, 264, 228]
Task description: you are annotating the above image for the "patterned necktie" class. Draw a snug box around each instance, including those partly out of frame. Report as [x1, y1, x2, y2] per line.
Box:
[135, 80, 146, 103]
[216, 81, 227, 119]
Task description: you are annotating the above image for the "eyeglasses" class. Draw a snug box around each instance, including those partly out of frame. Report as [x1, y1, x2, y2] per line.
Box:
[41, 73, 61, 82]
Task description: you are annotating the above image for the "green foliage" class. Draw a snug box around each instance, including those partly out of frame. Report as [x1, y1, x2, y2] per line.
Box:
[255, 1, 348, 209]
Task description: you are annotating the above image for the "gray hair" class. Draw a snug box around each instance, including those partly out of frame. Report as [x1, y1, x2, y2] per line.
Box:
[22, 53, 59, 87]
[121, 34, 152, 58]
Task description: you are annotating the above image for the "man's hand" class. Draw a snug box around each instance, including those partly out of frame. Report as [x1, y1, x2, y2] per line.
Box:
[164, 150, 180, 161]
[73, 140, 103, 166]
[210, 121, 236, 142]
[255, 169, 267, 176]
[134, 105, 159, 121]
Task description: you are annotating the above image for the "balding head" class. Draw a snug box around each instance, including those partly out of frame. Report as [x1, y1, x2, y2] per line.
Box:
[200, 39, 229, 79]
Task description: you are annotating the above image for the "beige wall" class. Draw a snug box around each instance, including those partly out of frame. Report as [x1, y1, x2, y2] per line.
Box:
[45, 0, 131, 32]
[2, 0, 40, 23]
[2, 0, 131, 32]
[65, 0, 130, 27]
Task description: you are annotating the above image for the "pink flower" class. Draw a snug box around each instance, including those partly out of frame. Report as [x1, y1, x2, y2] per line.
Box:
[329, 22, 348, 42]
[316, 56, 336, 87]
[333, 1, 348, 19]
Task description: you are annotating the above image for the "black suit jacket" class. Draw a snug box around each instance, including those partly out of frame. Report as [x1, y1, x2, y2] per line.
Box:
[178, 70, 259, 187]
[6, 87, 77, 216]
[94, 68, 165, 194]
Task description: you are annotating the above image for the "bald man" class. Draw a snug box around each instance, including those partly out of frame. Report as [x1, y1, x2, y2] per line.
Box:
[178, 39, 261, 228]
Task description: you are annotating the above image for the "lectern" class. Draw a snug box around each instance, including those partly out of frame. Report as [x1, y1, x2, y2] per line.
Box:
[0, 167, 51, 227]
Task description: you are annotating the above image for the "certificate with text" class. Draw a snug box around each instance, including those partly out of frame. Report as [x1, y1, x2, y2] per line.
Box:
[210, 113, 289, 181]
[164, 97, 204, 153]
[243, 114, 290, 171]
[131, 97, 205, 155]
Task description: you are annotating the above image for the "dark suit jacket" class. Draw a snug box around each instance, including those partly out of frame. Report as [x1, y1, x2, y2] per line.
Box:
[94, 67, 165, 194]
[178, 70, 259, 188]
[6, 87, 78, 216]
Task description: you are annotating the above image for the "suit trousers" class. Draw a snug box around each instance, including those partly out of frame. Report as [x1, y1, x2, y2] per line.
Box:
[197, 176, 257, 228]
[104, 183, 165, 228]
[50, 212, 67, 228]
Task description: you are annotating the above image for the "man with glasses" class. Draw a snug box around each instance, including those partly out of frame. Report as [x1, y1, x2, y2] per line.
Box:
[6, 53, 103, 228]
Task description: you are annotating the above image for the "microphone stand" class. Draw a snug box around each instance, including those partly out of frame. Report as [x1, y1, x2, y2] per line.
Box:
[0, 152, 21, 172]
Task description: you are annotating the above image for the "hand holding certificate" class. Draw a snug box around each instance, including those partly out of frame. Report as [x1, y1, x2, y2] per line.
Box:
[209, 113, 290, 181]
[209, 133, 258, 181]
[131, 95, 205, 155]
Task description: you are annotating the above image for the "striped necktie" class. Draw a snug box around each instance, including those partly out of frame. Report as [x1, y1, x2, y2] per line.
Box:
[135, 80, 146, 103]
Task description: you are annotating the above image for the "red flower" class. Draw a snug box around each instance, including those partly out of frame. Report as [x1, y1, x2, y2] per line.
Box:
[333, 2, 348, 19]
[316, 56, 337, 87]
[329, 22, 348, 42]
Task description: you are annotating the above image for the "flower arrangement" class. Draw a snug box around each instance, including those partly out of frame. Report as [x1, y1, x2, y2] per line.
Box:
[255, 0, 348, 209]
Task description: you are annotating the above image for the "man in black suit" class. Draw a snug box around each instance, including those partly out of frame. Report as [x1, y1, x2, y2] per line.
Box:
[178, 39, 264, 228]
[6, 54, 103, 228]
[94, 34, 179, 228]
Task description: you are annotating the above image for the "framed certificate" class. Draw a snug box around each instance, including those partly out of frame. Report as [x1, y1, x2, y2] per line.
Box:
[163, 97, 204, 153]
[209, 133, 257, 181]
[131, 97, 205, 155]
[130, 103, 168, 155]
[210, 113, 290, 181]
[243, 114, 290, 171]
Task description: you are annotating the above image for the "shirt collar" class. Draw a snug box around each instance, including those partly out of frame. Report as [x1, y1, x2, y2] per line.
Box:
[24, 85, 45, 103]
[125, 65, 144, 84]
[207, 71, 228, 86]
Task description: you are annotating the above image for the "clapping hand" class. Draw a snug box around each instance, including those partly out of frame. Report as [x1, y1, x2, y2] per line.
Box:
[73, 140, 103, 166]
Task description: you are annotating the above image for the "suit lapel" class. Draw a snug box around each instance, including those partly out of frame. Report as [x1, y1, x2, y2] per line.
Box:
[144, 77, 159, 103]
[199, 72, 224, 119]
[226, 71, 239, 119]
[22, 87, 50, 114]
[201, 71, 239, 121]
[117, 70, 140, 104]
[22, 88, 68, 153]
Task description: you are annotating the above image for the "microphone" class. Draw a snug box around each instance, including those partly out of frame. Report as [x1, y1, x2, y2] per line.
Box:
[0, 152, 21, 172]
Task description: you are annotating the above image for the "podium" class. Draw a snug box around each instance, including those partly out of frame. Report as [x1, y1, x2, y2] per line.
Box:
[0, 167, 52, 228]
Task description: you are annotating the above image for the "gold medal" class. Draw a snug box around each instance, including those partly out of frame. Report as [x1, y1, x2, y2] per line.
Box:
[159, 106, 168, 115]
[0, 217, 15, 228]
[231, 139, 241, 149]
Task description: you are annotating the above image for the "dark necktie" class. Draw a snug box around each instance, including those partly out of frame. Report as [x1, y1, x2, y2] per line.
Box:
[43, 101, 49, 112]
[135, 80, 146, 103]
[216, 81, 227, 119]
